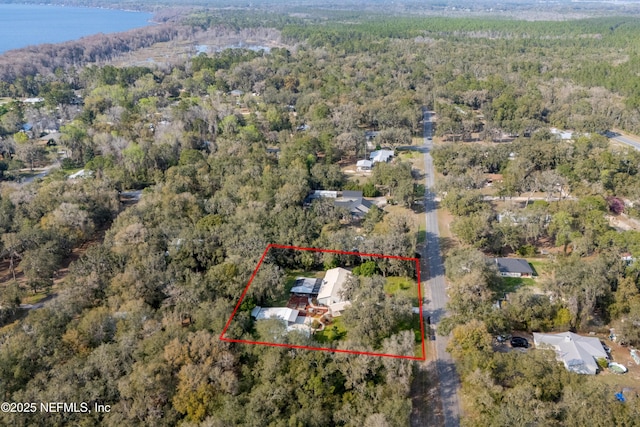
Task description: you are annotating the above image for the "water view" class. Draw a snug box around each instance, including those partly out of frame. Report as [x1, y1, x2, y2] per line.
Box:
[0, 4, 152, 54]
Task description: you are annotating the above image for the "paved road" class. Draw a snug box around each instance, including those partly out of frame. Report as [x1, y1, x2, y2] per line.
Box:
[18, 163, 59, 184]
[610, 134, 640, 151]
[421, 108, 461, 427]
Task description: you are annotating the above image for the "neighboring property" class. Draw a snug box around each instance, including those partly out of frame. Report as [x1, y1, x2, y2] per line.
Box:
[306, 190, 338, 203]
[251, 306, 299, 324]
[370, 149, 394, 163]
[334, 190, 373, 218]
[356, 159, 373, 172]
[533, 332, 608, 375]
[494, 257, 534, 278]
[306, 190, 373, 218]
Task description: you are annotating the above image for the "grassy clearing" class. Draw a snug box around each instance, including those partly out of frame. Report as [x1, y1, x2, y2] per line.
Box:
[21, 291, 50, 305]
[497, 277, 536, 294]
[314, 316, 347, 343]
[528, 260, 549, 276]
[595, 370, 640, 389]
[385, 276, 420, 305]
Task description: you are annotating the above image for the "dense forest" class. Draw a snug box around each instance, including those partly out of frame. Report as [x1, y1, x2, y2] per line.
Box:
[1, 8, 640, 426]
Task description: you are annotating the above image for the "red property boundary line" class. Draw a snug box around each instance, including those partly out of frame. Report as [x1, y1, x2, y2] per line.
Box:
[219, 243, 426, 361]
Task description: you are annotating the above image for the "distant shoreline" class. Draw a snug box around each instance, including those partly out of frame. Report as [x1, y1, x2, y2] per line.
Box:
[0, 3, 154, 54]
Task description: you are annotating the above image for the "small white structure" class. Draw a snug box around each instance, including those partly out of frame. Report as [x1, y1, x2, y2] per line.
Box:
[328, 301, 352, 317]
[356, 159, 373, 171]
[370, 149, 394, 163]
[68, 169, 93, 180]
[307, 190, 338, 200]
[550, 128, 574, 140]
[251, 306, 299, 324]
[317, 267, 352, 306]
[533, 332, 608, 375]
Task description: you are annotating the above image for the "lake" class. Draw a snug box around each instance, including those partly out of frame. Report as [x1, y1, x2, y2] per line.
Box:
[0, 4, 152, 54]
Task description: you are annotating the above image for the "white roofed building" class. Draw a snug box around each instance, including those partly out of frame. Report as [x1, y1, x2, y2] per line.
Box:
[533, 332, 608, 375]
[317, 267, 352, 307]
[370, 149, 394, 163]
[251, 306, 299, 324]
[328, 301, 352, 317]
[357, 159, 373, 171]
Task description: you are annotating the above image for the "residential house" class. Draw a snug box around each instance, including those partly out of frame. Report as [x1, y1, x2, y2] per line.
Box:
[533, 332, 608, 375]
[370, 149, 394, 163]
[494, 258, 534, 278]
[317, 267, 351, 307]
[306, 190, 373, 218]
[334, 190, 373, 217]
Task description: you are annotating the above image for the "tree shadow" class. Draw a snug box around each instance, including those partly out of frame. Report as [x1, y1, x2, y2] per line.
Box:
[439, 237, 456, 253]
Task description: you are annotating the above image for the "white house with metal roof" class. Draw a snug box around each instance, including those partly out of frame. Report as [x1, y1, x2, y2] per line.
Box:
[317, 267, 352, 307]
[369, 149, 394, 163]
[533, 332, 608, 375]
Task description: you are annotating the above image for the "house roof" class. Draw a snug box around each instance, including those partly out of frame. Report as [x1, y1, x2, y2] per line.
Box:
[291, 277, 322, 295]
[334, 191, 373, 216]
[533, 332, 607, 375]
[369, 149, 394, 163]
[318, 267, 351, 303]
[329, 301, 352, 313]
[357, 159, 373, 167]
[494, 258, 533, 275]
[251, 306, 299, 323]
[308, 190, 338, 199]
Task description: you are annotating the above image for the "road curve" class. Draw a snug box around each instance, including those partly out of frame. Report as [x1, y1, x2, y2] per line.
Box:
[611, 135, 640, 151]
[421, 108, 462, 427]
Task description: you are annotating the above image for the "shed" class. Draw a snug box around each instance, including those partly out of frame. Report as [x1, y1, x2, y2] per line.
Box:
[356, 159, 373, 171]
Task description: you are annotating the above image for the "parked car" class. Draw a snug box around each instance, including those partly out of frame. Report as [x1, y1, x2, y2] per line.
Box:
[510, 337, 529, 348]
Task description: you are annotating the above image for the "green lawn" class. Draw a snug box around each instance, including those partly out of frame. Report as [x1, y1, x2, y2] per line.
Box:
[315, 317, 347, 343]
[528, 260, 548, 276]
[384, 276, 420, 305]
[393, 313, 424, 342]
[21, 291, 50, 305]
[417, 223, 426, 244]
[498, 277, 536, 294]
